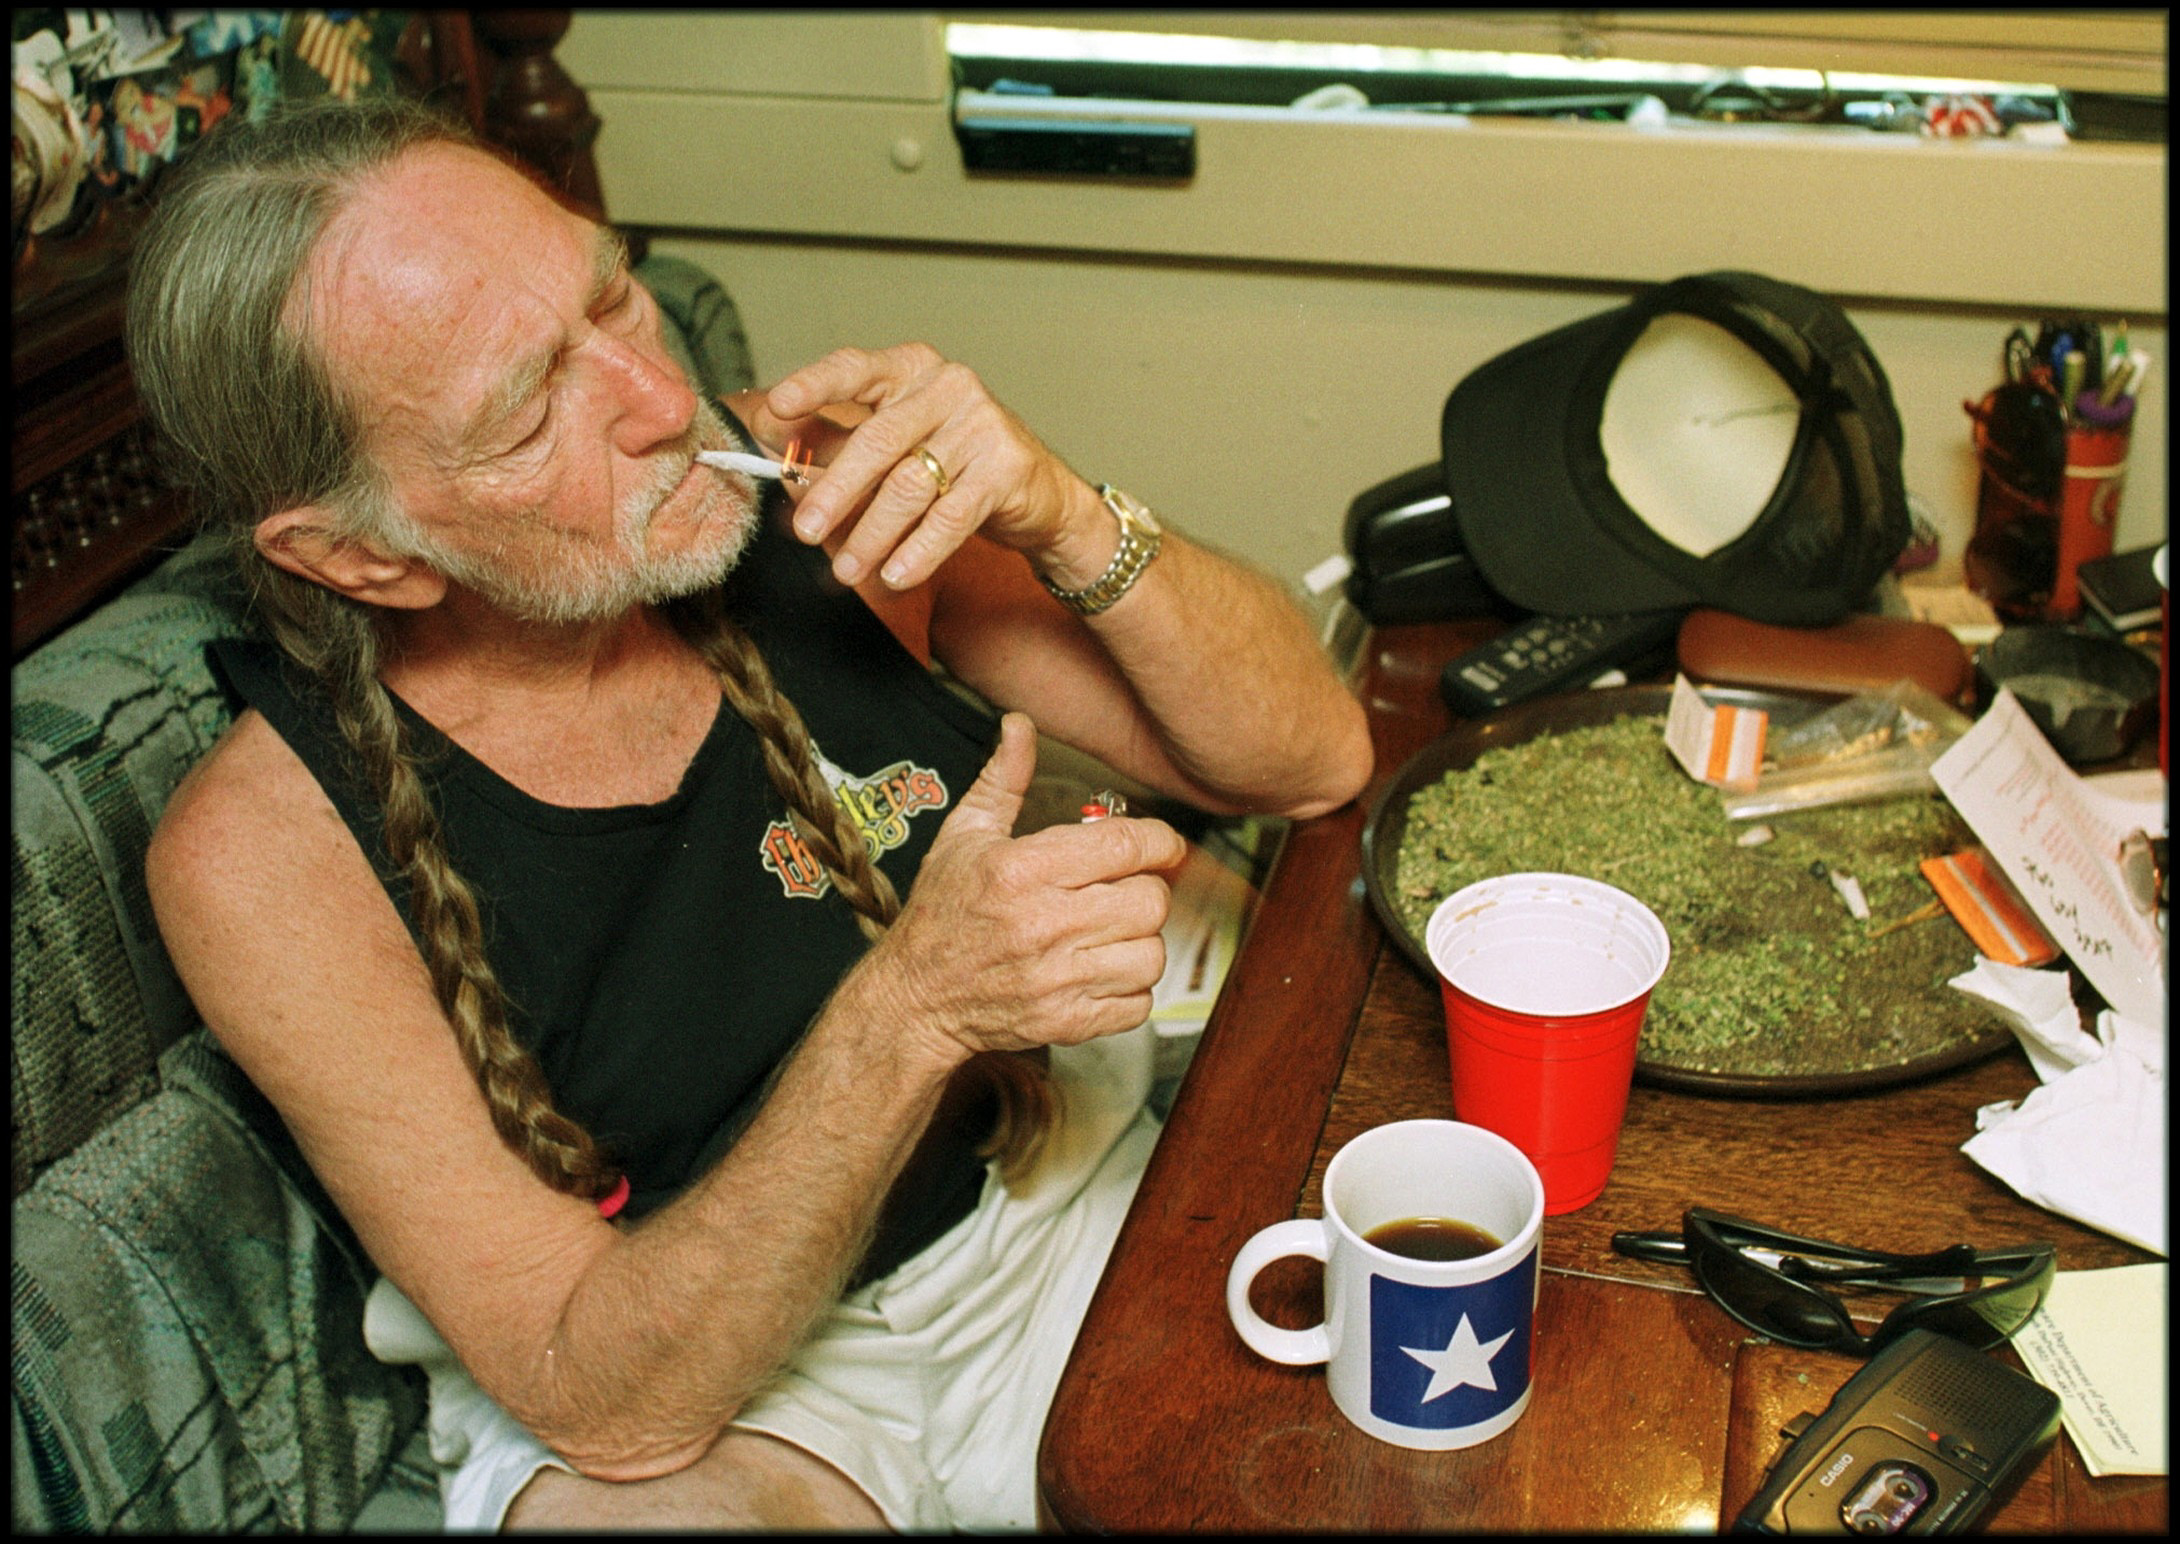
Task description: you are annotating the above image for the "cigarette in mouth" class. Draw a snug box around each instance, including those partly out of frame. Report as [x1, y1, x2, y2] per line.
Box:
[696, 439, 812, 486]
[695, 450, 784, 478]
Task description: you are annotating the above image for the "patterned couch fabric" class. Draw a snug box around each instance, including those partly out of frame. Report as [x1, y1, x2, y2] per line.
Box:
[10, 256, 755, 1532]
[11, 533, 254, 1197]
[12, 1032, 434, 1532]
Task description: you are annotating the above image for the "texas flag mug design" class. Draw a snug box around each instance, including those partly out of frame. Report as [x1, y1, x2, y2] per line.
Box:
[1367, 1249, 1536, 1439]
[1227, 1120, 1546, 1450]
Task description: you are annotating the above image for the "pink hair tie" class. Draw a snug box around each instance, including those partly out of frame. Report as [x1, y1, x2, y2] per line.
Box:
[597, 1174, 631, 1219]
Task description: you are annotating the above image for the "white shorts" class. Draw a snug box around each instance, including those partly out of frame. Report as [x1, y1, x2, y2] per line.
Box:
[363, 1024, 1160, 1533]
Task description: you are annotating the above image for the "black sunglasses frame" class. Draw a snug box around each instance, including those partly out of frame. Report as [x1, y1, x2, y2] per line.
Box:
[1611, 1207, 2057, 1356]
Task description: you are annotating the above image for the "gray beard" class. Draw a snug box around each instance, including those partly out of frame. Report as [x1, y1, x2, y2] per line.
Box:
[409, 395, 759, 625]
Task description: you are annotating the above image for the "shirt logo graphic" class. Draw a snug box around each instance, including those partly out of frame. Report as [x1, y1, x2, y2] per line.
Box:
[759, 745, 950, 901]
[1367, 1251, 1534, 1429]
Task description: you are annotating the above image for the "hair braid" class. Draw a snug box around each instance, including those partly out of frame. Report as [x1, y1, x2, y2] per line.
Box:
[669, 590, 1056, 1183]
[254, 566, 625, 1201]
[684, 605, 902, 943]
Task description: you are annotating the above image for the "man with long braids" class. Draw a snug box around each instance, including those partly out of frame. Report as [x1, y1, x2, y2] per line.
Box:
[130, 98, 1371, 1532]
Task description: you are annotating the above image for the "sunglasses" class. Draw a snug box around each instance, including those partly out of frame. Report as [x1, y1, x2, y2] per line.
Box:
[1611, 1207, 2056, 1356]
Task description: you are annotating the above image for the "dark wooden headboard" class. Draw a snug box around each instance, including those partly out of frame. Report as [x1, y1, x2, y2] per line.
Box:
[11, 10, 605, 657]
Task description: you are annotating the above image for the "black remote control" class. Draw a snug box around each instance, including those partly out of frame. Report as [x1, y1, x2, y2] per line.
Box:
[1439, 610, 1685, 716]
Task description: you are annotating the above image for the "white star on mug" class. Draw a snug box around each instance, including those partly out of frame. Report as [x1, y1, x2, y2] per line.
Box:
[1402, 1314, 1514, 1403]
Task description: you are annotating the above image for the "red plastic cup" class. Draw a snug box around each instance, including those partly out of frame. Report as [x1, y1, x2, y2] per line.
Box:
[1424, 874, 1671, 1215]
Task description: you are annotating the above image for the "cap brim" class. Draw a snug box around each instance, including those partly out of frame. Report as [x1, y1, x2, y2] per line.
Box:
[1442, 308, 1697, 618]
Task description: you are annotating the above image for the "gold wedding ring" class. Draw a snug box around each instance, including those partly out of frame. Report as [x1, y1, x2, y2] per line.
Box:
[910, 444, 952, 498]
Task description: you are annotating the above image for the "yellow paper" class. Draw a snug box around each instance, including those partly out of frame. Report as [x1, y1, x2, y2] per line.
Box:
[2011, 1264, 2168, 1477]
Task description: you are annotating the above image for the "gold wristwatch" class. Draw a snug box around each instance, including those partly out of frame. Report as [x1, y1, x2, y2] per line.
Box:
[1040, 485, 1164, 616]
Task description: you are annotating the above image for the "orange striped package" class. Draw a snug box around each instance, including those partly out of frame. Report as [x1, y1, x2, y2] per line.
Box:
[1919, 848, 2061, 968]
[1664, 674, 1769, 791]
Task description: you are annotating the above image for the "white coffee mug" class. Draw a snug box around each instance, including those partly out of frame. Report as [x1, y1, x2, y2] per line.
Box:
[1226, 1120, 1545, 1449]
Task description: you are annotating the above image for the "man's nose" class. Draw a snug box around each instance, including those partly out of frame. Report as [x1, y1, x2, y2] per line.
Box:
[598, 334, 699, 453]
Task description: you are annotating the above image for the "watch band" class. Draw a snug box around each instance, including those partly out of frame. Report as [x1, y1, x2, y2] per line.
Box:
[1040, 485, 1164, 616]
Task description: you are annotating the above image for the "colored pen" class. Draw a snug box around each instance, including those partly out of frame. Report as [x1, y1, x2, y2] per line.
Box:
[2113, 350, 2151, 404]
[2098, 353, 2132, 408]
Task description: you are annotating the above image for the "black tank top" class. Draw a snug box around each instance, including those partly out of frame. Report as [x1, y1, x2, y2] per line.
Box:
[210, 482, 1000, 1281]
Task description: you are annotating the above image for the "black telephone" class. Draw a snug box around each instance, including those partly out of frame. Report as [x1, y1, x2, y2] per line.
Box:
[1341, 461, 1520, 625]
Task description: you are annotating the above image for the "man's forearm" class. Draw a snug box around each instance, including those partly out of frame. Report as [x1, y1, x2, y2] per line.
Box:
[1078, 528, 1371, 818]
[942, 515, 1373, 821]
[512, 979, 958, 1478]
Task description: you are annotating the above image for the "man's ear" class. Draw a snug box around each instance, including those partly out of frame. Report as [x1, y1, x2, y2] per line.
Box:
[254, 506, 447, 610]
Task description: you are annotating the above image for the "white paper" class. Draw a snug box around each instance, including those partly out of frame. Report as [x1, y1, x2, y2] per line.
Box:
[2080, 768, 2169, 838]
[1929, 690, 2165, 1025]
[1961, 1048, 2167, 1255]
[1957, 1036, 2166, 1257]
[1948, 957, 2095, 1084]
[2102, 1007, 2166, 1076]
[2012, 1264, 2168, 1477]
[1952, 960, 2167, 1255]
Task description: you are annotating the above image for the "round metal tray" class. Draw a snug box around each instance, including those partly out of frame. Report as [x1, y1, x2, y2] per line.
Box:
[1361, 686, 2014, 1098]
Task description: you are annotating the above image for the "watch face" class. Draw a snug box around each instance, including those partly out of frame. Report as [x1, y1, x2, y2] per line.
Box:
[1105, 486, 1162, 535]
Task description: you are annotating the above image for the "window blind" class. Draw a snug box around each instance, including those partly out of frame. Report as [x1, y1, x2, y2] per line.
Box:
[955, 11, 2166, 99]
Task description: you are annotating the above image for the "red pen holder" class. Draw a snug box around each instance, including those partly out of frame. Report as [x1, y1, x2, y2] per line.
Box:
[1966, 395, 2132, 622]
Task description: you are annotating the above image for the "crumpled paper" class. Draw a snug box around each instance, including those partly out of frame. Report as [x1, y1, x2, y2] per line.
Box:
[1952, 957, 2166, 1256]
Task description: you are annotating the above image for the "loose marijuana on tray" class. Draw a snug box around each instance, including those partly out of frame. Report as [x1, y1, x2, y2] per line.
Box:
[1393, 714, 2003, 1080]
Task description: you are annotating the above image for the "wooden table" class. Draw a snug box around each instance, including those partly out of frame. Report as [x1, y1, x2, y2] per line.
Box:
[1038, 620, 2166, 1534]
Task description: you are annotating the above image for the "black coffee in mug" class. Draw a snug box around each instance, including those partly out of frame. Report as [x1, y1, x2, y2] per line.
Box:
[1364, 1215, 1502, 1262]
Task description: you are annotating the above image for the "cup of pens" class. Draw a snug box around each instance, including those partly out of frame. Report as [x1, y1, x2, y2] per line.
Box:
[1965, 319, 2144, 623]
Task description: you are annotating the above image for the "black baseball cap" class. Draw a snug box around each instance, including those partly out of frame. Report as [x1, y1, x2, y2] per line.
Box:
[1441, 271, 1910, 627]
